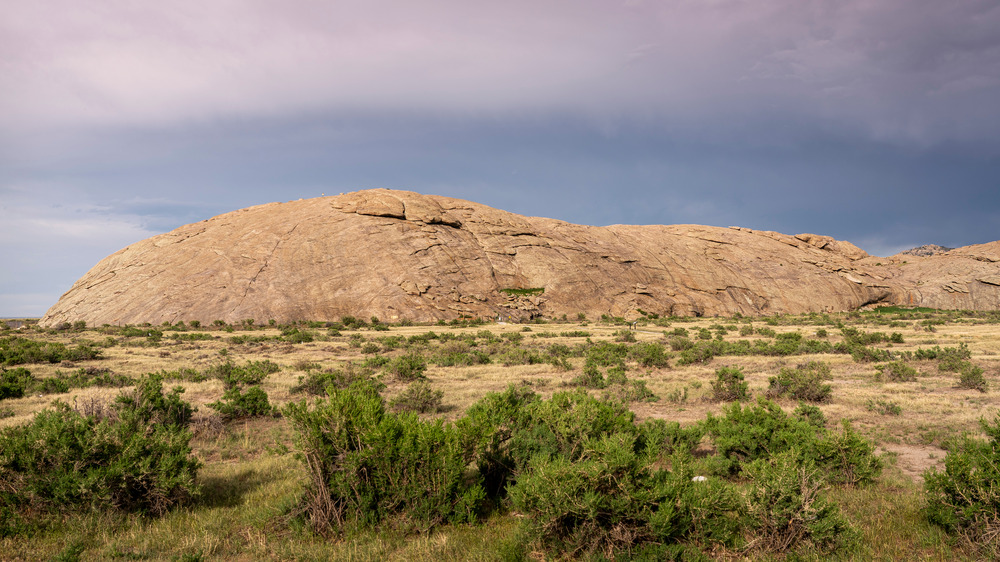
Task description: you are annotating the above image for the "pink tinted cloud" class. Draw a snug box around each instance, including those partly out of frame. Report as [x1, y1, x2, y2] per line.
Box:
[2, 0, 998, 145]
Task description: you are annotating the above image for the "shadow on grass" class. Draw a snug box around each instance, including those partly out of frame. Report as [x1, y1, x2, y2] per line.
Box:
[197, 467, 271, 509]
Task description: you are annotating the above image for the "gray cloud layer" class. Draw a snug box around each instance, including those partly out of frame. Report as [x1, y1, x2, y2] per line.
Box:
[5, 0, 999, 143]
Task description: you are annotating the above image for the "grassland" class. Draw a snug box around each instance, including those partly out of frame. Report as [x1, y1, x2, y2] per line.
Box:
[1, 308, 998, 560]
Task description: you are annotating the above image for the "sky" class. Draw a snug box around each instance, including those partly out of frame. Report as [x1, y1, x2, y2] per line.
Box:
[2, 0, 999, 317]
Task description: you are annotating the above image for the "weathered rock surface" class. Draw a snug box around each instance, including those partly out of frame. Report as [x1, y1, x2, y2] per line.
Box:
[898, 244, 954, 257]
[40, 189, 1000, 326]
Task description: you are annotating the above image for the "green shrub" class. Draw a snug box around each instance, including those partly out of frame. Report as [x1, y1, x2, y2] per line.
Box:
[205, 360, 280, 389]
[0, 381, 200, 525]
[956, 362, 988, 392]
[389, 380, 445, 413]
[814, 420, 884, 486]
[459, 385, 539, 497]
[667, 327, 689, 338]
[281, 328, 316, 343]
[571, 361, 606, 389]
[793, 402, 827, 428]
[937, 343, 972, 372]
[290, 364, 380, 396]
[628, 341, 671, 368]
[584, 341, 629, 367]
[710, 366, 749, 402]
[496, 346, 545, 366]
[704, 399, 881, 485]
[284, 382, 483, 534]
[0, 367, 34, 400]
[114, 376, 196, 427]
[614, 329, 637, 343]
[677, 342, 719, 365]
[766, 361, 832, 402]
[380, 351, 426, 381]
[840, 327, 889, 345]
[360, 342, 380, 354]
[666, 335, 694, 352]
[638, 419, 705, 462]
[509, 433, 743, 557]
[837, 342, 895, 363]
[207, 386, 274, 420]
[604, 378, 658, 403]
[924, 412, 1000, 559]
[509, 390, 637, 470]
[704, 399, 818, 475]
[0, 336, 103, 366]
[875, 360, 918, 382]
[742, 451, 854, 555]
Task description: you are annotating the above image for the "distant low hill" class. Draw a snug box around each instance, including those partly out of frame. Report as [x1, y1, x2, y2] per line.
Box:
[40, 189, 1000, 326]
[898, 244, 955, 257]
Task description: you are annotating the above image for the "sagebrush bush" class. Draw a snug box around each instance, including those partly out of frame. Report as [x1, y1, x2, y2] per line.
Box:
[875, 360, 918, 382]
[604, 378, 659, 403]
[956, 362, 988, 392]
[384, 351, 428, 381]
[637, 419, 704, 463]
[389, 380, 445, 413]
[742, 451, 854, 555]
[509, 434, 743, 557]
[284, 382, 483, 535]
[571, 360, 607, 389]
[628, 341, 671, 368]
[711, 366, 750, 402]
[0, 367, 34, 399]
[766, 361, 832, 402]
[115, 375, 195, 427]
[936, 343, 973, 372]
[815, 419, 884, 486]
[0, 379, 200, 528]
[584, 341, 629, 367]
[205, 360, 280, 389]
[290, 363, 380, 395]
[704, 399, 882, 485]
[793, 402, 827, 428]
[207, 386, 274, 420]
[924, 412, 1000, 558]
[0, 335, 103, 366]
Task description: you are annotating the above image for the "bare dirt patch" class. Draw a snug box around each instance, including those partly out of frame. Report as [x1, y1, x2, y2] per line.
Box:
[880, 443, 945, 482]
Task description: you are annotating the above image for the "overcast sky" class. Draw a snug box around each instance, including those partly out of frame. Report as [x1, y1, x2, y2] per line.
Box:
[3, 0, 999, 317]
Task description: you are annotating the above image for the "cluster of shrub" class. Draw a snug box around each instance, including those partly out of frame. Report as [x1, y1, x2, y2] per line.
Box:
[663, 329, 878, 366]
[0, 366, 134, 400]
[204, 360, 280, 420]
[0, 377, 200, 537]
[0, 336, 104, 366]
[285, 382, 885, 558]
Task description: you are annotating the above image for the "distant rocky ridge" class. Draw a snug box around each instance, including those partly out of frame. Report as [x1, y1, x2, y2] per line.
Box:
[898, 244, 954, 257]
[40, 189, 1000, 326]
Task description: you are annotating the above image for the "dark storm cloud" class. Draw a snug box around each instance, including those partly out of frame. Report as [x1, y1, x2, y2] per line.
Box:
[2, 0, 999, 315]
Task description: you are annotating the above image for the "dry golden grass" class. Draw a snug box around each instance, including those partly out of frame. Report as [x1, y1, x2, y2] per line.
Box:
[3, 317, 997, 459]
[1, 311, 997, 560]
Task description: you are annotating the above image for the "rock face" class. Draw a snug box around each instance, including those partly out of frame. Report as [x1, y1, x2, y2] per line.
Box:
[40, 189, 1000, 326]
